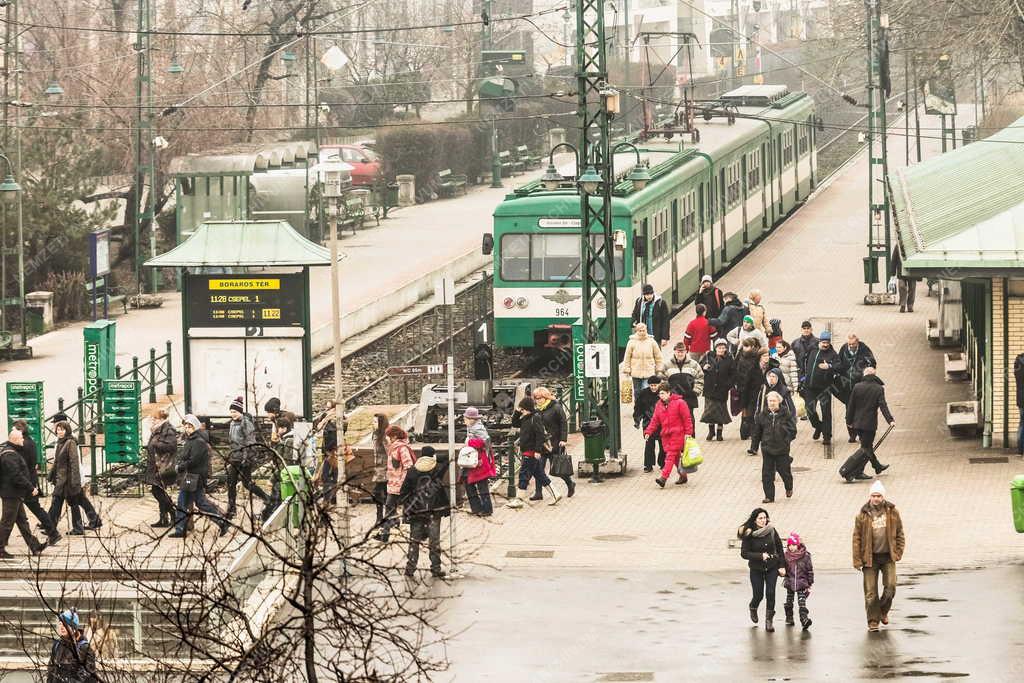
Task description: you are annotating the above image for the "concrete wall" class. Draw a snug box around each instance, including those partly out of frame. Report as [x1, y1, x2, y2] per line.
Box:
[309, 248, 488, 358]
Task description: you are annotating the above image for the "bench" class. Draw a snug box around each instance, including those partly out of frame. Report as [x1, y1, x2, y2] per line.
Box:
[437, 168, 468, 197]
[84, 277, 128, 318]
[338, 197, 366, 235]
[515, 145, 541, 170]
[498, 150, 523, 177]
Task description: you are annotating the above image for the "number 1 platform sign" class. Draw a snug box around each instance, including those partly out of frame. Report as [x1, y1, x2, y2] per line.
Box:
[584, 343, 611, 378]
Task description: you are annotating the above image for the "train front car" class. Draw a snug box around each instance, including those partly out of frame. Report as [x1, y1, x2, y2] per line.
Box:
[491, 189, 634, 351]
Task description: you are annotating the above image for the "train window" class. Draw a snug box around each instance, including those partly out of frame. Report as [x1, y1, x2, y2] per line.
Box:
[748, 153, 760, 189]
[682, 192, 696, 240]
[530, 233, 579, 280]
[783, 131, 794, 167]
[798, 125, 809, 156]
[589, 235, 625, 281]
[499, 234, 531, 281]
[653, 209, 669, 259]
[728, 161, 741, 206]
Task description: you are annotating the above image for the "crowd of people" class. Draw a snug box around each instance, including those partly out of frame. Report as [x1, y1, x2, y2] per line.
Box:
[627, 275, 897, 502]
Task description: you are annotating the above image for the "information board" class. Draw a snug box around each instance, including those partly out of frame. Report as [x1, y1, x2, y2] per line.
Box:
[186, 274, 304, 327]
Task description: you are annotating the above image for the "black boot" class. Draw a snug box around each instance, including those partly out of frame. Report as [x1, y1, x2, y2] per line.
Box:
[716, 425, 724, 441]
[800, 606, 812, 630]
[707, 425, 716, 441]
[740, 416, 752, 440]
[784, 604, 795, 626]
[749, 606, 758, 624]
[765, 610, 775, 632]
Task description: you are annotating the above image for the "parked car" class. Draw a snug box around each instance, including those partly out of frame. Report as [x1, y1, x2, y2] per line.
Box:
[319, 145, 383, 187]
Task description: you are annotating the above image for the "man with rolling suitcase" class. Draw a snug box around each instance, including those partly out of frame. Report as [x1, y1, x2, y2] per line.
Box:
[841, 368, 894, 481]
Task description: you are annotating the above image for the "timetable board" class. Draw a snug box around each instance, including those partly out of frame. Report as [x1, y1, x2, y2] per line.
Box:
[185, 274, 304, 327]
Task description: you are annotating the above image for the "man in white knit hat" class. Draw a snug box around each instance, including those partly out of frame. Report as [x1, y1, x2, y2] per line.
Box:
[852, 480, 906, 631]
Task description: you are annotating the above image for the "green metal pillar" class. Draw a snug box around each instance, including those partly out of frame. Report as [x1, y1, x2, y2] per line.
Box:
[135, 0, 157, 294]
[865, 0, 891, 291]
[484, 0, 502, 189]
[576, 0, 622, 469]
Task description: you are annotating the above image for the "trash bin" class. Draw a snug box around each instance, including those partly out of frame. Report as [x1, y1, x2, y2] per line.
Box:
[25, 306, 44, 336]
[862, 256, 879, 285]
[386, 182, 399, 208]
[279, 465, 307, 528]
[1012, 475, 1024, 533]
[580, 419, 607, 464]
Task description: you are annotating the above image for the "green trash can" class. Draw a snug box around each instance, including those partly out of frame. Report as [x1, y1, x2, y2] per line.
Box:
[279, 465, 307, 528]
[580, 419, 607, 464]
[862, 256, 879, 285]
[1011, 475, 1024, 533]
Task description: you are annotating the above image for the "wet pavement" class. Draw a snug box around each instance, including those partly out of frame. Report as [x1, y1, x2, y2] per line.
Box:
[437, 563, 1024, 682]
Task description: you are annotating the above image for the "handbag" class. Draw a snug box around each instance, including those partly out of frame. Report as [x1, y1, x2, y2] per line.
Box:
[549, 448, 574, 477]
[457, 445, 480, 469]
[681, 436, 704, 468]
[793, 393, 806, 419]
[729, 387, 741, 416]
[181, 472, 200, 492]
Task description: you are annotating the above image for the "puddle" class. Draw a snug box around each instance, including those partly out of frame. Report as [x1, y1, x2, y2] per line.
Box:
[905, 615, 928, 620]
[881, 673, 968, 679]
[896, 628, 930, 635]
[656, 589, 673, 594]
[907, 596, 948, 602]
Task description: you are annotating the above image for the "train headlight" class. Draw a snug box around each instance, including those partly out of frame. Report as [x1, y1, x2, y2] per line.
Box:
[596, 296, 606, 309]
[516, 297, 529, 309]
[503, 297, 515, 309]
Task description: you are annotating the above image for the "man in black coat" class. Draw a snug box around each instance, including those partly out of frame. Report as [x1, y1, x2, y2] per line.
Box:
[750, 393, 797, 503]
[801, 331, 840, 445]
[845, 368, 895, 478]
[0, 430, 46, 559]
[790, 321, 819, 373]
[631, 284, 671, 348]
[399, 450, 451, 578]
[709, 293, 746, 341]
[169, 415, 228, 539]
[12, 420, 60, 544]
[633, 377, 665, 472]
[695, 275, 725, 320]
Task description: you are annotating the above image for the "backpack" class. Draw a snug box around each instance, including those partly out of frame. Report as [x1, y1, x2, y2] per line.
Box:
[408, 471, 442, 517]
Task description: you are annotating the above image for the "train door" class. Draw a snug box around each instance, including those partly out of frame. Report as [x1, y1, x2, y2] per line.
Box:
[639, 217, 649, 283]
[761, 142, 770, 229]
[777, 133, 785, 215]
[697, 181, 706, 278]
[670, 198, 680, 305]
[793, 124, 801, 203]
[741, 155, 749, 246]
[718, 167, 727, 265]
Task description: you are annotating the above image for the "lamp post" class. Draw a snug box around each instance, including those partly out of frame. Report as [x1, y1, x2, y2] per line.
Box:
[316, 160, 351, 546]
[0, 153, 22, 346]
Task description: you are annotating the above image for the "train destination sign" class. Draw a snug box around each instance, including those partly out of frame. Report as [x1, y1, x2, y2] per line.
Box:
[186, 274, 304, 327]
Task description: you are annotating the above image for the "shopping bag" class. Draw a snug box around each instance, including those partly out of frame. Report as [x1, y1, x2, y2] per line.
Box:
[793, 393, 806, 419]
[620, 375, 633, 404]
[681, 436, 704, 468]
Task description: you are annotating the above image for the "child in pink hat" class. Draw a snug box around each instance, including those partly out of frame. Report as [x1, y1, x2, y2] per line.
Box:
[783, 532, 815, 629]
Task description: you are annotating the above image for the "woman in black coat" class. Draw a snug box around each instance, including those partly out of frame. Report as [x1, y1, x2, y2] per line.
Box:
[738, 507, 786, 632]
[734, 339, 767, 440]
[144, 409, 179, 527]
[700, 339, 734, 440]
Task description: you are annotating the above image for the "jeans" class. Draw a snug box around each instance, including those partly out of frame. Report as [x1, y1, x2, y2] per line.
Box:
[465, 479, 493, 515]
[897, 278, 916, 311]
[518, 455, 550, 490]
[0, 498, 42, 552]
[175, 487, 224, 534]
[804, 388, 832, 438]
[226, 462, 270, 511]
[373, 482, 388, 523]
[49, 492, 100, 531]
[749, 567, 779, 611]
[377, 493, 401, 539]
[406, 515, 442, 572]
[761, 451, 794, 501]
[632, 377, 649, 400]
[23, 493, 57, 536]
[862, 558, 897, 623]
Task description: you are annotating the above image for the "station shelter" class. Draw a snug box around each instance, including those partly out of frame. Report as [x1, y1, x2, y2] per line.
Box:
[145, 219, 331, 420]
[890, 115, 1024, 449]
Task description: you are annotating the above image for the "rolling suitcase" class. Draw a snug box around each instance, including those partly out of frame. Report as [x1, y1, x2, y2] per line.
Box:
[838, 424, 894, 481]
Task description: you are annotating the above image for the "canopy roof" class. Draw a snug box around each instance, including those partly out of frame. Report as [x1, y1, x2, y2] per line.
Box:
[169, 141, 317, 176]
[891, 116, 1024, 275]
[144, 220, 331, 267]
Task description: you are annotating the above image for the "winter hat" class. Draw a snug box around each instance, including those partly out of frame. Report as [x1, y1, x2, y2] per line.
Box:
[647, 374, 661, 385]
[264, 397, 282, 414]
[59, 609, 80, 631]
[642, 284, 655, 295]
[869, 479, 886, 497]
[819, 330, 831, 342]
[183, 414, 202, 431]
[742, 315, 754, 325]
[420, 445, 436, 459]
[463, 406, 481, 420]
[229, 396, 244, 413]
[714, 338, 729, 348]
[786, 532, 801, 547]
[701, 274, 713, 283]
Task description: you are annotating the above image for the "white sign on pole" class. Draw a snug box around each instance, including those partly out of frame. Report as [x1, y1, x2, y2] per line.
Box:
[584, 343, 611, 378]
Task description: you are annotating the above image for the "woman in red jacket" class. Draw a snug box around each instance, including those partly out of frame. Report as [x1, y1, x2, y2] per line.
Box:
[644, 384, 694, 488]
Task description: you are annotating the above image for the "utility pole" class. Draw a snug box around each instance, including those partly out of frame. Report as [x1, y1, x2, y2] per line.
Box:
[623, 0, 630, 134]
[912, 53, 921, 162]
[482, 0, 502, 189]
[134, 0, 157, 295]
[864, 0, 891, 293]
[576, 0, 623, 474]
[730, 0, 738, 91]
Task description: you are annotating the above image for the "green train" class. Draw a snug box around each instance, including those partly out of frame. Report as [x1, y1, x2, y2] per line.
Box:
[489, 85, 817, 349]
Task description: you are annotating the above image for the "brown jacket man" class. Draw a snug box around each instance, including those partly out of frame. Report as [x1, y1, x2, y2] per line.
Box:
[852, 499, 905, 568]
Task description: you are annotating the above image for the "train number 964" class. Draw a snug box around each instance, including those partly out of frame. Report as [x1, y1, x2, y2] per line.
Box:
[554, 307, 571, 318]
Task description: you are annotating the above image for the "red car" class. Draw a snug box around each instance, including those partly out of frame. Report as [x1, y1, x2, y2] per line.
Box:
[319, 145, 383, 187]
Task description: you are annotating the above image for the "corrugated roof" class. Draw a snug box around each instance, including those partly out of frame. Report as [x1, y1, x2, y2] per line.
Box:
[891, 116, 1024, 271]
[144, 220, 331, 267]
[168, 141, 317, 176]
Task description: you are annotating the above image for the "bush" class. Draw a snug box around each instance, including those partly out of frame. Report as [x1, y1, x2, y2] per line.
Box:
[376, 124, 477, 199]
[43, 271, 88, 323]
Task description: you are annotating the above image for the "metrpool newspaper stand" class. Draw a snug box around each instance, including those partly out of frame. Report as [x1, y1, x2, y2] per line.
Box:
[145, 220, 332, 419]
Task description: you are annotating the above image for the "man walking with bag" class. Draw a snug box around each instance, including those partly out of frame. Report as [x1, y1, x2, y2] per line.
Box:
[852, 480, 905, 632]
[844, 367, 894, 480]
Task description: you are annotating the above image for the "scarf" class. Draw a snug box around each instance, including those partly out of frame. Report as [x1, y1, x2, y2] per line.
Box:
[752, 523, 775, 538]
[535, 398, 551, 412]
[785, 546, 806, 562]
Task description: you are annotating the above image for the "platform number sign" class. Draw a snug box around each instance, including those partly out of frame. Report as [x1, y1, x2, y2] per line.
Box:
[584, 343, 611, 378]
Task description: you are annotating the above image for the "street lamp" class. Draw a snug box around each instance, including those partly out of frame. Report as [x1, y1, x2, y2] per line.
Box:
[167, 55, 185, 74]
[611, 142, 650, 191]
[541, 142, 581, 190]
[43, 80, 64, 100]
[0, 154, 21, 205]
[578, 164, 602, 194]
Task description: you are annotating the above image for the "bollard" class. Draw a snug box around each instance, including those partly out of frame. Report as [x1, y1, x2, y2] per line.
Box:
[505, 444, 516, 500]
[148, 348, 157, 404]
[88, 431, 98, 496]
[131, 356, 140, 382]
[165, 341, 174, 395]
[76, 388, 86, 443]
[115, 364, 122, 379]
